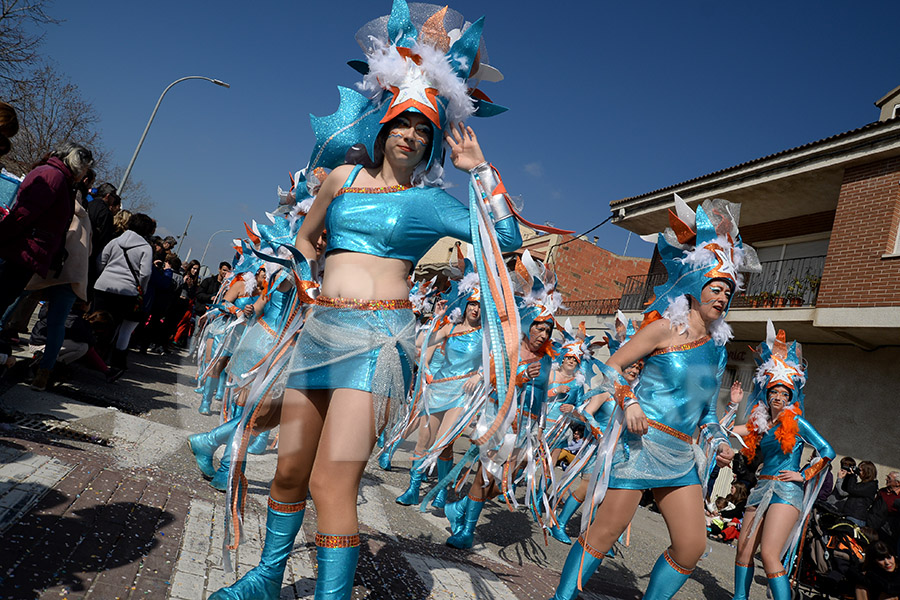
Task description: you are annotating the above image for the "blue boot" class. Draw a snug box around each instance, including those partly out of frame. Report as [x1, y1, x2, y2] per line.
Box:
[431, 458, 453, 509]
[643, 549, 693, 600]
[733, 561, 754, 600]
[444, 495, 469, 536]
[210, 414, 243, 492]
[248, 430, 270, 455]
[446, 497, 484, 549]
[208, 497, 305, 600]
[396, 458, 425, 505]
[216, 372, 228, 402]
[376, 430, 385, 449]
[549, 537, 604, 600]
[188, 410, 242, 479]
[549, 494, 582, 545]
[378, 437, 401, 471]
[198, 377, 215, 415]
[314, 533, 361, 600]
[766, 569, 791, 600]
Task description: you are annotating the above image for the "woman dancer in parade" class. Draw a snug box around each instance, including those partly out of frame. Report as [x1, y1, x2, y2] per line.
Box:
[550, 196, 760, 600]
[210, 2, 530, 598]
[442, 254, 561, 549]
[730, 323, 834, 600]
[396, 271, 483, 509]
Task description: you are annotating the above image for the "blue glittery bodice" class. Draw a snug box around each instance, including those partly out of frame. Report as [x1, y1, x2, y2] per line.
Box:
[757, 416, 834, 477]
[325, 165, 522, 265]
[633, 336, 726, 436]
[518, 354, 552, 416]
[234, 295, 257, 311]
[259, 288, 288, 329]
[433, 326, 482, 379]
[546, 374, 583, 422]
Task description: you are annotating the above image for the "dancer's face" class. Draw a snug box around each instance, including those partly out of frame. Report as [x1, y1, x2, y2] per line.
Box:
[526, 321, 552, 352]
[767, 385, 791, 419]
[464, 301, 480, 325]
[623, 360, 643, 383]
[561, 355, 578, 373]
[698, 280, 733, 322]
[383, 112, 432, 169]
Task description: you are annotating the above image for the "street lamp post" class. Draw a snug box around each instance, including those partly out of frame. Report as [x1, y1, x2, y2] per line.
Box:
[118, 76, 230, 194]
[200, 229, 233, 269]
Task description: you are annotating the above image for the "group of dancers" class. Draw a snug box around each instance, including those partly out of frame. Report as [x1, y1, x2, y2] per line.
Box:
[181, 2, 836, 598]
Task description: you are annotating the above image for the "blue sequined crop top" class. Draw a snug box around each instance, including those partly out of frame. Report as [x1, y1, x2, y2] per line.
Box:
[325, 165, 522, 265]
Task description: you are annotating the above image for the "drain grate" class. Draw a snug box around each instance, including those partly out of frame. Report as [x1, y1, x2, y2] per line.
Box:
[4, 413, 111, 446]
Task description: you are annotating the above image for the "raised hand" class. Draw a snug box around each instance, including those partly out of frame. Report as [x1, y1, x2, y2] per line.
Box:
[446, 122, 486, 172]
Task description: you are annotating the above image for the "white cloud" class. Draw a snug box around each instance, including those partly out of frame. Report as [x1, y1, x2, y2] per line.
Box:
[524, 162, 543, 177]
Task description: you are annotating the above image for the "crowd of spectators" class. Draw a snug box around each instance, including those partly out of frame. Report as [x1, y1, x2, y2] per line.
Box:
[0, 100, 230, 390]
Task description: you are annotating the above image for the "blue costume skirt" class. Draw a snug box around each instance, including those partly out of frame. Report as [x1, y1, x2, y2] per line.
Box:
[226, 319, 276, 384]
[424, 374, 475, 413]
[285, 300, 416, 429]
[747, 477, 803, 510]
[609, 424, 703, 489]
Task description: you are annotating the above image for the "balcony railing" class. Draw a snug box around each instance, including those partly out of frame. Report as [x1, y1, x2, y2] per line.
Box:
[617, 255, 827, 312]
[565, 298, 621, 316]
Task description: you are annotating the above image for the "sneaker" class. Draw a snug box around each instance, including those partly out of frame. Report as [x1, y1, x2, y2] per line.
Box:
[31, 368, 51, 391]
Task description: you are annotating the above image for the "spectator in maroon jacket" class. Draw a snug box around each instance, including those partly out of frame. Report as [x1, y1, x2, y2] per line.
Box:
[0, 142, 93, 323]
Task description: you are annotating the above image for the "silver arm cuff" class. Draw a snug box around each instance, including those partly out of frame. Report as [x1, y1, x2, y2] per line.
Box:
[470, 162, 513, 223]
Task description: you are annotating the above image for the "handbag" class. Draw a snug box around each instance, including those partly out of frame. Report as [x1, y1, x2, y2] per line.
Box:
[121, 245, 145, 320]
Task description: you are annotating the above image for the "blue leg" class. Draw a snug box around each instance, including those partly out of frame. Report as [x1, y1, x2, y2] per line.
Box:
[314, 533, 361, 600]
[216, 372, 228, 400]
[733, 561, 754, 600]
[766, 569, 791, 600]
[378, 437, 401, 471]
[248, 430, 270, 455]
[446, 497, 484, 549]
[444, 495, 469, 536]
[199, 377, 215, 415]
[208, 497, 305, 600]
[396, 458, 425, 505]
[431, 458, 454, 509]
[643, 549, 694, 600]
[188, 409, 243, 479]
[549, 494, 582, 545]
[549, 536, 605, 600]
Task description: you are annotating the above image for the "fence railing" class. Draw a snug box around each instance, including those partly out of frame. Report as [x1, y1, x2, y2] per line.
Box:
[616, 255, 826, 312]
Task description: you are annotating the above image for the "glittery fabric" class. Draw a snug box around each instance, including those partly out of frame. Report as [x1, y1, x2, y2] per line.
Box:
[745, 416, 833, 517]
[285, 305, 415, 432]
[325, 165, 522, 265]
[315, 533, 361, 548]
[315, 295, 412, 310]
[609, 337, 727, 489]
[663, 549, 693, 575]
[424, 326, 482, 413]
[226, 289, 289, 383]
[267, 497, 306, 513]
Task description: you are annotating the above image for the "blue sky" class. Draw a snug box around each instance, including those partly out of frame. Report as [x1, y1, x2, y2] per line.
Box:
[29, 1, 900, 267]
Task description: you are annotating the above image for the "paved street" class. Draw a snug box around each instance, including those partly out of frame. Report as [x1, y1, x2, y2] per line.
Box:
[0, 348, 753, 599]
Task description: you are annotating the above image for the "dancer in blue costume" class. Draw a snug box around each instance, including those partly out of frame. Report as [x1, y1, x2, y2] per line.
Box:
[396, 271, 484, 508]
[442, 253, 561, 549]
[550, 196, 761, 600]
[209, 2, 535, 598]
[545, 321, 592, 466]
[729, 323, 834, 600]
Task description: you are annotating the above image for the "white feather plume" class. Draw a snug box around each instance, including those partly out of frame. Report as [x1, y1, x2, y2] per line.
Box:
[662, 294, 691, 334]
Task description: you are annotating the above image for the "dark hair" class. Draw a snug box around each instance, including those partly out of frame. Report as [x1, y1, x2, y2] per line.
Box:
[866, 541, 895, 571]
[859, 461, 877, 483]
[727, 482, 749, 505]
[219, 261, 232, 270]
[165, 253, 182, 271]
[840, 456, 857, 470]
[95, 182, 117, 201]
[371, 113, 434, 168]
[186, 259, 200, 274]
[127, 213, 156, 239]
[0, 101, 19, 156]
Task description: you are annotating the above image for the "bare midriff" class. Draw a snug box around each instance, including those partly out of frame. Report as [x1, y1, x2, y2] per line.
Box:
[320, 250, 413, 301]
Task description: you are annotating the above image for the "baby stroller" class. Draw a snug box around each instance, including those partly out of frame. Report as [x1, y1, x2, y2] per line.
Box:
[792, 503, 868, 599]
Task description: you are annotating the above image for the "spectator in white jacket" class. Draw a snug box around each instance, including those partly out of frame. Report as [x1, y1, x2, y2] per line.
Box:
[93, 213, 155, 371]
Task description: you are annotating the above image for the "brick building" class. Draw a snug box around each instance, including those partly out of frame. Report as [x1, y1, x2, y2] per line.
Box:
[592, 84, 900, 472]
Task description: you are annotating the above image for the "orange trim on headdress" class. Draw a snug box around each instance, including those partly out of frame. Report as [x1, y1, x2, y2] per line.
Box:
[667, 209, 696, 245]
[419, 6, 451, 52]
[244, 223, 261, 246]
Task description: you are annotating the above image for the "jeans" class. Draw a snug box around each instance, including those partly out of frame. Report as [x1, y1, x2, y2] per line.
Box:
[40, 284, 78, 369]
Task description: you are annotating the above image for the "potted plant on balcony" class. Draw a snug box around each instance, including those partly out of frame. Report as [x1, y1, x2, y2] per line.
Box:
[786, 278, 806, 307]
[760, 291, 773, 308]
[773, 290, 787, 308]
[805, 274, 821, 300]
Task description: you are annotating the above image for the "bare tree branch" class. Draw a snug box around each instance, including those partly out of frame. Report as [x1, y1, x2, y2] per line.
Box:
[0, 0, 59, 85]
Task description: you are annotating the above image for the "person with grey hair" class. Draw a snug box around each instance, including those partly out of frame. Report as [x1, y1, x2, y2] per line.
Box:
[0, 141, 93, 334]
